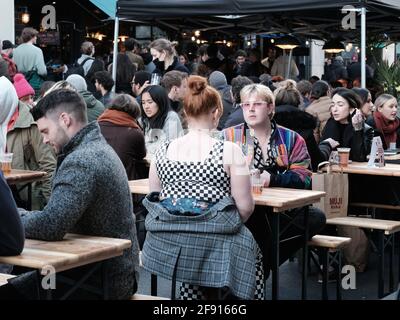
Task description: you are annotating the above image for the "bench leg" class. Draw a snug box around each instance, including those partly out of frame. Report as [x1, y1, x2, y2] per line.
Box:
[321, 248, 329, 300]
[270, 213, 280, 300]
[336, 251, 342, 300]
[377, 231, 385, 298]
[389, 234, 395, 293]
[151, 274, 158, 296]
[302, 206, 309, 300]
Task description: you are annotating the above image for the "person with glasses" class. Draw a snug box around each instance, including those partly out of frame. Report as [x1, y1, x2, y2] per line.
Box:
[223, 83, 326, 278]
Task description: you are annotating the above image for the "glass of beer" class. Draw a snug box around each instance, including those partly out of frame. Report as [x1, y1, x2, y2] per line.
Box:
[250, 169, 263, 195]
[0, 152, 13, 175]
[337, 148, 351, 167]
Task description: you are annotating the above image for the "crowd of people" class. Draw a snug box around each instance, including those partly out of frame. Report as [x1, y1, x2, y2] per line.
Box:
[1, 26, 400, 300]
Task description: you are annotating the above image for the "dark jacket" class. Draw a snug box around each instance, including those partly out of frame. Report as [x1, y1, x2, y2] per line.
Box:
[0, 172, 24, 256]
[347, 62, 373, 81]
[323, 60, 348, 83]
[20, 122, 140, 299]
[274, 105, 332, 171]
[224, 103, 244, 129]
[321, 116, 373, 162]
[99, 121, 146, 180]
[153, 56, 189, 76]
[217, 86, 234, 130]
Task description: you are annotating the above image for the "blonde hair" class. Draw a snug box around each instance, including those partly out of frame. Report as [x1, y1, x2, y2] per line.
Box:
[274, 80, 301, 107]
[374, 93, 397, 111]
[240, 84, 275, 119]
[44, 80, 76, 97]
[149, 38, 177, 57]
[240, 84, 275, 105]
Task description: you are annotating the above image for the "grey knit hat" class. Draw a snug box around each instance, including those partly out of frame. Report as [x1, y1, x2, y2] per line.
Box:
[66, 74, 87, 92]
[209, 71, 227, 90]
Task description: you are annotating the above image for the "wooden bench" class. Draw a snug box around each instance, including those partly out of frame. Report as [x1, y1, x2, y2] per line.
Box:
[327, 217, 400, 298]
[131, 294, 170, 300]
[350, 202, 400, 212]
[0, 273, 15, 287]
[308, 235, 351, 300]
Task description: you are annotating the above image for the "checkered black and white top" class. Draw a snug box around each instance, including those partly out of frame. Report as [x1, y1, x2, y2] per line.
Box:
[155, 140, 231, 203]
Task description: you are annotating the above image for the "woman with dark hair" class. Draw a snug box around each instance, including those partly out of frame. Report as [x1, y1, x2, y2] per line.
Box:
[352, 87, 374, 119]
[273, 81, 336, 171]
[321, 88, 373, 161]
[306, 80, 332, 143]
[139, 85, 183, 155]
[110, 53, 136, 95]
[98, 94, 146, 180]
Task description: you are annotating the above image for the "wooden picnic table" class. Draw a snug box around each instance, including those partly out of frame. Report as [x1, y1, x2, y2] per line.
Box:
[129, 178, 325, 300]
[5, 169, 47, 185]
[0, 234, 132, 299]
[0, 233, 131, 275]
[326, 162, 400, 177]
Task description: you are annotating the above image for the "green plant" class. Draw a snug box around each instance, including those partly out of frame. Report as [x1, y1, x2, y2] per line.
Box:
[375, 59, 400, 99]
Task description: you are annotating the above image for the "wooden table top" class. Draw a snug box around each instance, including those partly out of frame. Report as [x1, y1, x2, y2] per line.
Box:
[325, 162, 400, 177]
[0, 234, 132, 275]
[5, 169, 47, 185]
[129, 179, 325, 213]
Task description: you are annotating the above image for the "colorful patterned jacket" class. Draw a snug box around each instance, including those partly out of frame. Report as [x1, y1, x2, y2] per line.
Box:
[223, 121, 312, 189]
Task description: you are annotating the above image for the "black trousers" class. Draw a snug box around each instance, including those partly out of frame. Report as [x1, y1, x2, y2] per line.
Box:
[245, 205, 326, 278]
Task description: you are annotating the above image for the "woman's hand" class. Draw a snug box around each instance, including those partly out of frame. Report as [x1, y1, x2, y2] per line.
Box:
[323, 138, 340, 149]
[352, 109, 364, 131]
[260, 171, 271, 188]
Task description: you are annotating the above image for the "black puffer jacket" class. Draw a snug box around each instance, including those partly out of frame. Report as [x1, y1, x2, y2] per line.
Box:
[274, 104, 332, 171]
[321, 115, 373, 162]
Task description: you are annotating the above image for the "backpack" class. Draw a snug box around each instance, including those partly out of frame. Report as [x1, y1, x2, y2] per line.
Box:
[65, 57, 94, 78]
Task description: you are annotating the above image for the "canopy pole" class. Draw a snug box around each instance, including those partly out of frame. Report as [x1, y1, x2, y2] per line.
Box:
[286, 49, 293, 80]
[361, 7, 366, 89]
[111, 16, 119, 93]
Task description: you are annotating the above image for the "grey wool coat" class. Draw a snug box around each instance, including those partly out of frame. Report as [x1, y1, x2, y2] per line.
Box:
[142, 192, 259, 300]
[20, 121, 140, 300]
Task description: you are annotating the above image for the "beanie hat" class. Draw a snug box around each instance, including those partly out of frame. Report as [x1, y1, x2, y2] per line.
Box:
[66, 74, 87, 91]
[209, 71, 227, 90]
[13, 73, 35, 99]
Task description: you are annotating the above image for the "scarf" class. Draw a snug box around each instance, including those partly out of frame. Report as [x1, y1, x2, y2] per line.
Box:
[373, 111, 400, 148]
[97, 109, 140, 129]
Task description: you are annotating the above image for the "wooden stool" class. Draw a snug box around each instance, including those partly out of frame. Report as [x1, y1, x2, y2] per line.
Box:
[327, 216, 400, 298]
[308, 235, 351, 300]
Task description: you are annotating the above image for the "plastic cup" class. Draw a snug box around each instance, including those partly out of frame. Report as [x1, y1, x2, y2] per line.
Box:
[0, 152, 13, 174]
[337, 148, 350, 167]
[150, 73, 161, 85]
[250, 169, 263, 195]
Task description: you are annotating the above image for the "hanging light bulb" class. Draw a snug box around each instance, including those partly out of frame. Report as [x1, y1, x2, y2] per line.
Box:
[21, 8, 30, 24]
[196, 39, 201, 45]
[194, 30, 201, 37]
[191, 36, 196, 42]
[270, 39, 275, 44]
